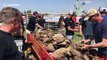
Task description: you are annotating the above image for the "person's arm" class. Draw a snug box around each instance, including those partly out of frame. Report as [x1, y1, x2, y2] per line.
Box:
[36, 23, 44, 30]
[88, 23, 107, 48]
[65, 18, 78, 32]
[79, 25, 83, 36]
[90, 38, 107, 48]
[82, 38, 107, 49]
[82, 22, 107, 49]
[44, 23, 46, 28]
[67, 26, 78, 32]
[43, 19, 46, 28]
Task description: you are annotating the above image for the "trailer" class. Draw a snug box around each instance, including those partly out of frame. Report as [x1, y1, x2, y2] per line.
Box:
[26, 33, 55, 60]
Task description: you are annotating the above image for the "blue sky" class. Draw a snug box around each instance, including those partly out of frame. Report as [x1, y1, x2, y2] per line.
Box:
[0, 0, 107, 13]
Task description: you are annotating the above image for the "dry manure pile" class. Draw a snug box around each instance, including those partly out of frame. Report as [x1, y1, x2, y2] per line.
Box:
[31, 29, 100, 60]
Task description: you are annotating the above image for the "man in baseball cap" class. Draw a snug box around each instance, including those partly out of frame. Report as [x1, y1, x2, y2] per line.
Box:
[82, 8, 107, 60]
[84, 8, 98, 20]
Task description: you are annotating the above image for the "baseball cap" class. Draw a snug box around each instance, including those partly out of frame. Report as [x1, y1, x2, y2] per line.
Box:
[100, 7, 107, 12]
[69, 10, 73, 14]
[84, 9, 98, 20]
[99, 7, 107, 14]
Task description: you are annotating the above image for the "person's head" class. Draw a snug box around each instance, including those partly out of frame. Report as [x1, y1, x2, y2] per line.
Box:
[58, 16, 65, 28]
[59, 16, 64, 21]
[81, 13, 86, 18]
[84, 8, 103, 23]
[66, 14, 71, 18]
[33, 11, 38, 17]
[72, 12, 77, 17]
[38, 14, 44, 19]
[99, 7, 107, 16]
[40, 14, 44, 19]
[0, 7, 21, 33]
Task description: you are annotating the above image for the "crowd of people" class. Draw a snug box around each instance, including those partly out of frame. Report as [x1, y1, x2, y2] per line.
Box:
[0, 6, 107, 60]
[57, 7, 107, 60]
[0, 7, 46, 60]
[26, 11, 46, 33]
[81, 8, 107, 60]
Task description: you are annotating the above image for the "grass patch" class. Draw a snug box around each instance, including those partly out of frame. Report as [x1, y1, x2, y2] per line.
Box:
[73, 32, 81, 43]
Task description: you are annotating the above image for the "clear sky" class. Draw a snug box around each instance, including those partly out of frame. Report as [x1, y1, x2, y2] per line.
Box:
[0, 0, 107, 13]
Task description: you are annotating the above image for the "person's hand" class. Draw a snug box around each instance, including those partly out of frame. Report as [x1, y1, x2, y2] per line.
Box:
[80, 40, 87, 43]
[80, 39, 91, 44]
[75, 26, 79, 29]
[74, 28, 79, 32]
[82, 44, 90, 49]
